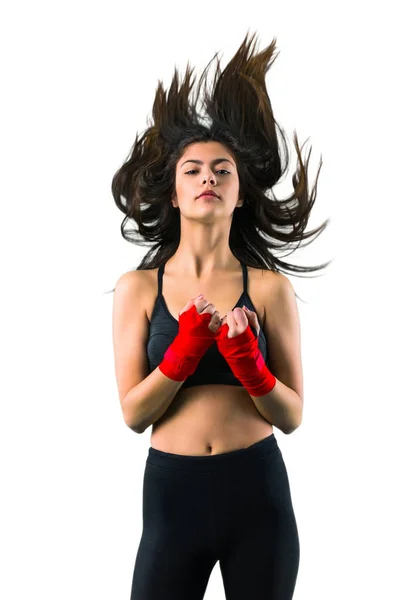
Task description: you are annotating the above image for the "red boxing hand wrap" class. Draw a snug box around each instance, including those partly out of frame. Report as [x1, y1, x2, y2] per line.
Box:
[159, 304, 215, 381]
[215, 323, 276, 397]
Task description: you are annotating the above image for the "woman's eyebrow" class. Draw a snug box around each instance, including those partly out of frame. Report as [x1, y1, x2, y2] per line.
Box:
[180, 158, 234, 168]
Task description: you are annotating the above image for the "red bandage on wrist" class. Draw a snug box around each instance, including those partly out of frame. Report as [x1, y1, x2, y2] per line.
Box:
[215, 323, 276, 397]
[159, 304, 215, 381]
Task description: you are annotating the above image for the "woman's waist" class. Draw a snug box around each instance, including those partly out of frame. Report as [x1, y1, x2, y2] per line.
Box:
[151, 386, 273, 455]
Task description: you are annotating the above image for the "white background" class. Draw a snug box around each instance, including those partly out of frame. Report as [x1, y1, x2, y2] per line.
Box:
[1, 1, 399, 599]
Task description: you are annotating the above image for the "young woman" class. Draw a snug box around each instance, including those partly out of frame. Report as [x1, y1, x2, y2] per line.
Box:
[110, 31, 330, 600]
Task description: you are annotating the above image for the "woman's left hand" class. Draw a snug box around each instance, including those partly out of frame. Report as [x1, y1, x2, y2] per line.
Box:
[218, 306, 260, 339]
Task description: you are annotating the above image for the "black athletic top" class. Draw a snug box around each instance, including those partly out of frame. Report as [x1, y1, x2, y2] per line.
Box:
[146, 261, 270, 389]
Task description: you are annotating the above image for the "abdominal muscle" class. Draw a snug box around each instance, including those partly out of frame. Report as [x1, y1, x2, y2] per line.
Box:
[150, 384, 274, 456]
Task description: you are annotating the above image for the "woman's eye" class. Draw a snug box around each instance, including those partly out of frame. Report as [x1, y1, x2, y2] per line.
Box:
[185, 169, 229, 175]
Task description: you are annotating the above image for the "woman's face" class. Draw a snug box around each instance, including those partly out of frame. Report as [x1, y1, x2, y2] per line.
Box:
[172, 141, 243, 215]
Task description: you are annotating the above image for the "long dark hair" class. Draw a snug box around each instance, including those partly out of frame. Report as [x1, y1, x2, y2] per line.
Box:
[107, 31, 332, 298]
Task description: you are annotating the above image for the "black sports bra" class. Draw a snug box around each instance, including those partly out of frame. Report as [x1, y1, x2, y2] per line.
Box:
[146, 261, 270, 389]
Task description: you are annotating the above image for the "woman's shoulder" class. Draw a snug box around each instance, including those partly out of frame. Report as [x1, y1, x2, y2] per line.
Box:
[247, 266, 291, 316]
[247, 264, 284, 284]
[115, 268, 154, 289]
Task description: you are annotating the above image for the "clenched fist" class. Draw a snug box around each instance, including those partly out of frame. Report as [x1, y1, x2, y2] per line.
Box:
[179, 294, 260, 338]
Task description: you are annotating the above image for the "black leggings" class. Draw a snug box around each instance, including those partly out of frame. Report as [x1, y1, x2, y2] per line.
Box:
[130, 433, 300, 600]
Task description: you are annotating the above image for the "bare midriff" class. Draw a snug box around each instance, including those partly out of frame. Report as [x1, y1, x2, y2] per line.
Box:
[143, 260, 275, 456]
[151, 384, 273, 455]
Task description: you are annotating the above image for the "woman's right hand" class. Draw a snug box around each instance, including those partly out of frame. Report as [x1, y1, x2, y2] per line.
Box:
[178, 294, 222, 334]
[159, 293, 221, 381]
